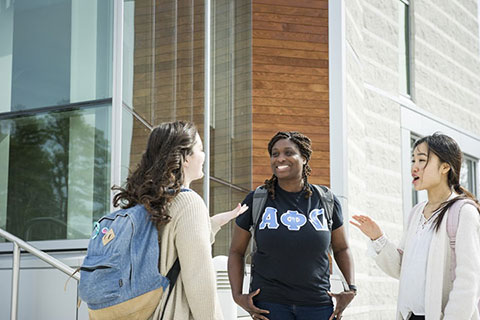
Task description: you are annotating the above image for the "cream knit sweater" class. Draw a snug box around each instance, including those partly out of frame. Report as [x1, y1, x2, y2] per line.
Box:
[375, 197, 480, 320]
[152, 191, 224, 320]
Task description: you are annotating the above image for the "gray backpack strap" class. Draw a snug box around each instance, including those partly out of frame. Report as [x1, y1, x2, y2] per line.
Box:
[251, 186, 268, 234]
[312, 184, 334, 231]
[250, 186, 268, 254]
[311, 185, 349, 289]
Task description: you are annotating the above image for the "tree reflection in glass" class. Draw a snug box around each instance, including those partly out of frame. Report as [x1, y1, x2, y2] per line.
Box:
[2, 106, 110, 241]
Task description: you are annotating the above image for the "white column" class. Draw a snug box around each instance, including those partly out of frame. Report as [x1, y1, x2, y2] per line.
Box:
[110, 0, 124, 211]
[121, 110, 133, 184]
[203, 0, 212, 207]
[122, 1, 135, 109]
[328, 0, 347, 210]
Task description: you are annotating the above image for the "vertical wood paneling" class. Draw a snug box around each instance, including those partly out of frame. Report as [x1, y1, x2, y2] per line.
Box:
[252, 0, 330, 188]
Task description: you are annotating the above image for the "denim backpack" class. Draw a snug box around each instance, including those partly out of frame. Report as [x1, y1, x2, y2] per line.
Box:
[78, 204, 180, 320]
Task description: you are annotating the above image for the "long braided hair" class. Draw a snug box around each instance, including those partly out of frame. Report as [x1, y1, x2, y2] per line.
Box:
[264, 131, 313, 199]
[412, 133, 480, 231]
[112, 121, 198, 227]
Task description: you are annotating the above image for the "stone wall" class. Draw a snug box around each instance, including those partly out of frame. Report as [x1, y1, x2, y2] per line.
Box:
[342, 0, 480, 319]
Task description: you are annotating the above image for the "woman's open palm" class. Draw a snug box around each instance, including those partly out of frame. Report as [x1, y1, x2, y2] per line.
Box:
[350, 215, 383, 240]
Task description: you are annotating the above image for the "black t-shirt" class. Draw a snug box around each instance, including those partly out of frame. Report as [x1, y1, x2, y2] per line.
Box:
[236, 183, 343, 306]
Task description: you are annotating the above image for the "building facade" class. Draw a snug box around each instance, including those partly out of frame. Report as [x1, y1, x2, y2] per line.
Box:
[0, 0, 479, 319]
[341, 0, 480, 318]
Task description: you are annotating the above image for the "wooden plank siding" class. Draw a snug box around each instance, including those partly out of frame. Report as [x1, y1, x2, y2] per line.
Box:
[252, 0, 330, 188]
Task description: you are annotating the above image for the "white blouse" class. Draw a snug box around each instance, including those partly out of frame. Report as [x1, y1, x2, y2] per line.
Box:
[372, 202, 439, 319]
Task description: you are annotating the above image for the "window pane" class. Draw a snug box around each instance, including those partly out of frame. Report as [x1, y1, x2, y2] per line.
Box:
[473, 161, 478, 197]
[211, 0, 251, 185]
[461, 156, 478, 197]
[0, 0, 113, 113]
[398, 1, 411, 96]
[0, 104, 111, 241]
[123, 0, 205, 127]
[210, 180, 249, 256]
[123, 0, 253, 256]
[120, 108, 152, 184]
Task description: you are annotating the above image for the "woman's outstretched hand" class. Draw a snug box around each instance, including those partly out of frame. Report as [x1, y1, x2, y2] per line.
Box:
[350, 215, 383, 240]
[211, 203, 248, 228]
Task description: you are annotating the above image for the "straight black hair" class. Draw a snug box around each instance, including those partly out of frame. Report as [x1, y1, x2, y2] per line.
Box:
[413, 133, 480, 231]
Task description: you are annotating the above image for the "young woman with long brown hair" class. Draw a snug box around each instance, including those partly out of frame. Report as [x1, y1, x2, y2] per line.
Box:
[113, 120, 245, 319]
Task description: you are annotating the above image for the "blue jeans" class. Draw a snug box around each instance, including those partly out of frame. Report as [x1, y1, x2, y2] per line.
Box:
[256, 301, 335, 320]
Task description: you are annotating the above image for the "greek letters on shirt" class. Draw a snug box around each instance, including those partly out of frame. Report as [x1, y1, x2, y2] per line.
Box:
[258, 207, 329, 231]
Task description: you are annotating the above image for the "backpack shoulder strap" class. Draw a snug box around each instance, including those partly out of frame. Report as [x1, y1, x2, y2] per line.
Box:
[249, 186, 268, 256]
[251, 186, 268, 234]
[312, 184, 334, 231]
[311, 185, 349, 289]
[160, 258, 180, 320]
[446, 198, 477, 279]
[447, 200, 463, 244]
[447, 199, 476, 244]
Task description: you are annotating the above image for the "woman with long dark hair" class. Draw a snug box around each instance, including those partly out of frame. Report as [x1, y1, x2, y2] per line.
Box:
[351, 133, 480, 319]
[228, 131, 356, 320]
[113, 120, 245, 320]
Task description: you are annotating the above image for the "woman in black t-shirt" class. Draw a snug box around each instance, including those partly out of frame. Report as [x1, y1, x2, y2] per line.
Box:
[228, 131, 356, 320]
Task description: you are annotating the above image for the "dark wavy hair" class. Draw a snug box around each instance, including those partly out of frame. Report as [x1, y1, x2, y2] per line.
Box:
[413, 133, 480, 231]
[264, 131, 313, 199]
[112, 121, 198, 227]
